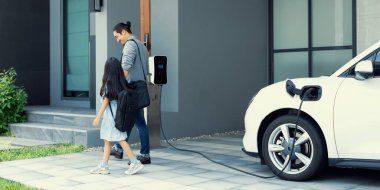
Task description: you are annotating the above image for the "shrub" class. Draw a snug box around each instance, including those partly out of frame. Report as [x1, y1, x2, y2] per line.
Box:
[0, 68, 27, 134]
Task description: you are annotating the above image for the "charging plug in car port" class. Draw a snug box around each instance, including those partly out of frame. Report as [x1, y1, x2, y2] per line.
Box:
[300, 86, 322, 101]
[286, 80, 322, 101]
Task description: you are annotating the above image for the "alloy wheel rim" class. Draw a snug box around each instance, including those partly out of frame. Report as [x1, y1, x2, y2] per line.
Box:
[267, 123, 314, 175]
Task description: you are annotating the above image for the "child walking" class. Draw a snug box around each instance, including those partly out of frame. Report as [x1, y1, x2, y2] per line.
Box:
[90, 57, 144, 175]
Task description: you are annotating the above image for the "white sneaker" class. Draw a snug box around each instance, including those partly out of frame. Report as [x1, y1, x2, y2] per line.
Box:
[125, 162, 144, 175]
[90, 164, 110, 174]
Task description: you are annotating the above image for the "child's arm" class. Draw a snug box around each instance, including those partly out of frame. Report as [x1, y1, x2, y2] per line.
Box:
[92, 97, 110, 127]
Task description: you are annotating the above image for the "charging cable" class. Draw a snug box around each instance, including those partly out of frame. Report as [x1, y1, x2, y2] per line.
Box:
[158, 85, 314, 179]
[273, 88, 313, 177]
[158, 85, 272, 178]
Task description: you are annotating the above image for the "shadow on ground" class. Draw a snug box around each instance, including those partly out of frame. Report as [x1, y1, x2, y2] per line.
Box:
[312, 167, 380, 188]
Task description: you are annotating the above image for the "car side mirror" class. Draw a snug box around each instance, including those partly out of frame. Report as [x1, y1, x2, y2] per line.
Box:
[354, 60, 373, 80]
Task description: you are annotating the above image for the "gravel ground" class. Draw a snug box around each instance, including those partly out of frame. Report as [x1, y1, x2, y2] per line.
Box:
[84, 130, 245, 152]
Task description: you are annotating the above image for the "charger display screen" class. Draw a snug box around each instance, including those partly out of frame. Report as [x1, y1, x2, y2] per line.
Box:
[153, 56, 167, 85]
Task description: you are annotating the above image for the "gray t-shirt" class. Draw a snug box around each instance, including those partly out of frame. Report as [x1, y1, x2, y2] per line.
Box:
[121, 35, 149, 83]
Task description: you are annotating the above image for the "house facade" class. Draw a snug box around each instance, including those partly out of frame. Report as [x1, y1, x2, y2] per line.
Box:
[1, 0, 380, 143]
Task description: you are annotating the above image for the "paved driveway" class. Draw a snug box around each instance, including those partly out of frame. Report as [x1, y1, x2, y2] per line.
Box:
[0, 133, 379, 190]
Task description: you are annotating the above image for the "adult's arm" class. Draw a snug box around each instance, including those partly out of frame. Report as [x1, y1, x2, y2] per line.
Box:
[121, 41, 137, 77]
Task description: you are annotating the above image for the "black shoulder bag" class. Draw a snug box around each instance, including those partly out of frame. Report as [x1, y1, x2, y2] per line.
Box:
[109, 94, 138, 132]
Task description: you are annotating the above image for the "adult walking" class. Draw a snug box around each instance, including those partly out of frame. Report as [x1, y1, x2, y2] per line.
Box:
[111, 21, 151, 164]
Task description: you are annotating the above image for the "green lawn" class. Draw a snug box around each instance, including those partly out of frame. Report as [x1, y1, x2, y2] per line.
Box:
[0, 144, 84, 162]
[0, 178, 41, 190]
[0, 144, 85, 190]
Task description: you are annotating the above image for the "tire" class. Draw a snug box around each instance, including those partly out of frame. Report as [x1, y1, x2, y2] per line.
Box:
[262, 115, 326, 181]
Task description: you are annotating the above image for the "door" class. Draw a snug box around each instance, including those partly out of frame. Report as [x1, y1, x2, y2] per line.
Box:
[63, 0, 90, 99]
[334, 50, 380, 159]
[141, 0, 150, 52]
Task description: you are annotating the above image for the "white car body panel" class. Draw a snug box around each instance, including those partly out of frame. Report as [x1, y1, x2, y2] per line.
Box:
[243, 77, 344, 158]
[244, 40, 380, 162]
[334, 77, 380, 159]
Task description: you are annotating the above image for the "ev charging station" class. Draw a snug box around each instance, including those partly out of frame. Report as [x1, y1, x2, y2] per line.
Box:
[146, 56, 167, 148]
[148, 56, 167, 85]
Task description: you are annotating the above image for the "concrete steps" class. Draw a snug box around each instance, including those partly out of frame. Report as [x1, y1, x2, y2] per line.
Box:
[26, 109, 95, 127]
[9, 106, 102, 148]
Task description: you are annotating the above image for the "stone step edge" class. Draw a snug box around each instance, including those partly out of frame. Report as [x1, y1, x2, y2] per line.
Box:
[9, 123, 99, 132]
[26, 110, 96, 118]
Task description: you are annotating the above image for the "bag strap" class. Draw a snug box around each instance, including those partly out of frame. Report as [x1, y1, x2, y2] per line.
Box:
[108, 102, 114, 119]
[121, 39, 147, 81]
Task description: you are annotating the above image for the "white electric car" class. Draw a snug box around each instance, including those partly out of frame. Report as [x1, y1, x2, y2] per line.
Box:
[243, 41, 380, 181]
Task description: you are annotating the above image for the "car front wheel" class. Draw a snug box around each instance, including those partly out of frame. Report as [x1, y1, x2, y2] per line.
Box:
[262, 115, 326, 181]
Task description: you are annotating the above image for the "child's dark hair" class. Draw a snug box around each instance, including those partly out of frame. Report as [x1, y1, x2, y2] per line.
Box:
[113, 21, 132, 34]
[100, 57, 129, 100]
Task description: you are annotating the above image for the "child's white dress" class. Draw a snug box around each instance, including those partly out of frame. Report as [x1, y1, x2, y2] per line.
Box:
[100, 100, 128, 141]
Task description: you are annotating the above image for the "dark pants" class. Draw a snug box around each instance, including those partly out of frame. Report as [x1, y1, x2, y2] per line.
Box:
[116, 109, 150, 155]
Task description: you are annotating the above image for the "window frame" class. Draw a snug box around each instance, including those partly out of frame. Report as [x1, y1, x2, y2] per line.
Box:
[269, 0, 357, 83]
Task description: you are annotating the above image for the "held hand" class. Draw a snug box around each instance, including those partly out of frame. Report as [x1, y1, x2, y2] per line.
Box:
[92, 117, 100, 127]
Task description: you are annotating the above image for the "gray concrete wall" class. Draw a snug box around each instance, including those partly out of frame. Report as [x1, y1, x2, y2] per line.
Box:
[357, 0, 380, 53]
[95, 0, 108, 111]
[151, 0, 179, 112]
[0, 0, 50, 105]
[93, 0, 268, 142]
[160, 0, 269, 138]
[107, 0, 140, 59]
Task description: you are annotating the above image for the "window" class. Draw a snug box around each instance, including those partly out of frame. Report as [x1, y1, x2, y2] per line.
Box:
[271, 0, 355, 83]
[63, 0, 90, 98]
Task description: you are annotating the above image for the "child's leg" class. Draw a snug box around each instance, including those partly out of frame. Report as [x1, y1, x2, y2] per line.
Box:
[90, 140, 112, 174]
[118, 140, 135, 160]
[102, 140, 112, 164]
[119, 140, 144, 175]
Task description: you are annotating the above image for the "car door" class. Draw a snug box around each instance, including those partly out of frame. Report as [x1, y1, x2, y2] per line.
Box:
[334, 50, 380, 159]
